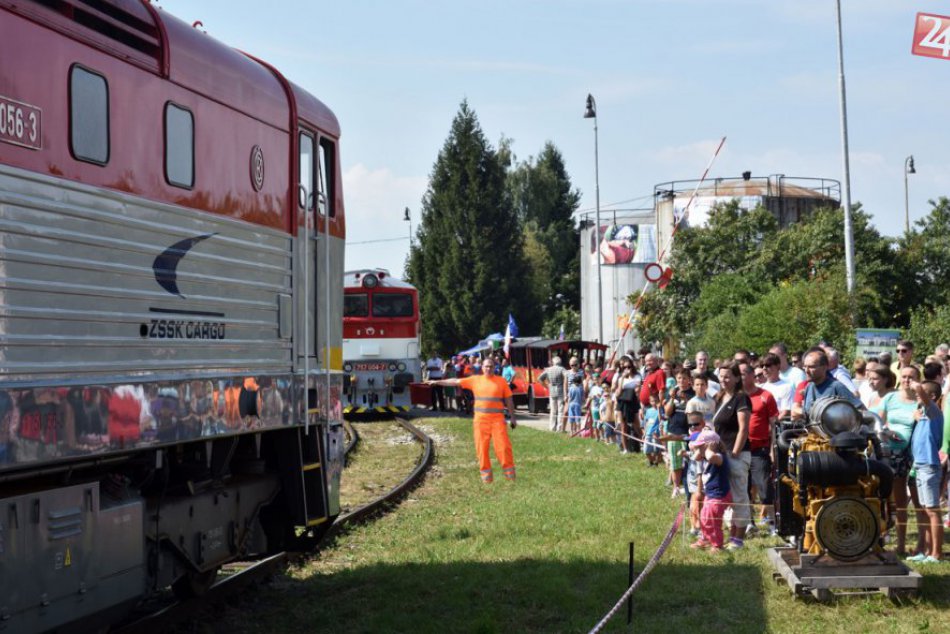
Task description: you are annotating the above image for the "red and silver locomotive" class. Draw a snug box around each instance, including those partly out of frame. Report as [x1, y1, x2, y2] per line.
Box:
[0, 1, 344, 630]
[342, 269, 420, 414]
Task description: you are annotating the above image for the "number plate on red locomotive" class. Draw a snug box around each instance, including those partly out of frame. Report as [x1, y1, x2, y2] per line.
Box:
[352, 362, 388, 371]
[0, 95, 42, 150]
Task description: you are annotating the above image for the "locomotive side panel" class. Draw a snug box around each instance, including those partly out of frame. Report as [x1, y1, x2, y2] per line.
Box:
[0, 165, 292, 379]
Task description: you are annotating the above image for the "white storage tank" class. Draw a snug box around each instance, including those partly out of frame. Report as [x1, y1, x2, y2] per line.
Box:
[579, 209, 657, 354]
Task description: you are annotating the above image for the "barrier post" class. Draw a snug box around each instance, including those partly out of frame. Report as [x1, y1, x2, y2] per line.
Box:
[627, 541, 634, 625]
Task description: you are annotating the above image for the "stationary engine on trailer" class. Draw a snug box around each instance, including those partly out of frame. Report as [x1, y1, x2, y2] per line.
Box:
[775, 397, 894, 561]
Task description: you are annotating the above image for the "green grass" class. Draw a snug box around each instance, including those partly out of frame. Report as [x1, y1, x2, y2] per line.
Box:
[210, 417, 950, 633]
[339, 421, 424, 511]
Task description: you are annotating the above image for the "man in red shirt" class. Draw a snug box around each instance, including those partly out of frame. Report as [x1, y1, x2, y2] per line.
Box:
[429, 357, 517, 483]
[639, 353, 666, 408]
[739, 361, 779, 535]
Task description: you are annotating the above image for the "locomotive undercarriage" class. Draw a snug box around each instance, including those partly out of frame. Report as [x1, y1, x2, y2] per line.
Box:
[0, 426, 336, 632]
[0, 370, 344, 632]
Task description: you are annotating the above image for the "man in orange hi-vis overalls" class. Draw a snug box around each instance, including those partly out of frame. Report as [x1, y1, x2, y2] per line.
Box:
[429, 357, 517, 483]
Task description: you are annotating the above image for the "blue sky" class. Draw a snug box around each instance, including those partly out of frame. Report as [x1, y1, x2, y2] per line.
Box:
[158, 0, 950, 276]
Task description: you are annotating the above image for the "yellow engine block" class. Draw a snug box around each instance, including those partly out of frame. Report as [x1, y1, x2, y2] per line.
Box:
[781, 432, 888, 561]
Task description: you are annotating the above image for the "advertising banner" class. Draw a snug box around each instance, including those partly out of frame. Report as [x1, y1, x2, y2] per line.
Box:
[590, 223, 657, 265]
[855, 328, 901, 361]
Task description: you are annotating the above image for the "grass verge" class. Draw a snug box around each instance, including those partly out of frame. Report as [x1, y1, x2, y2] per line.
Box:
[339, 421, 424, 511]
[210, 417, 950, 633]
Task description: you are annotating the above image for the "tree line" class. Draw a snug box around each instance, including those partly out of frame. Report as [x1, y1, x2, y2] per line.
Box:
[406, 101, 581, 355]
[633, 197, 950, 362]
[405, 101, 950, 361]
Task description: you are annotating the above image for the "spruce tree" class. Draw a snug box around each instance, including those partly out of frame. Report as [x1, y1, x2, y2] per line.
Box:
[407, 102, 530, 354]
[508, 142, 581, 313]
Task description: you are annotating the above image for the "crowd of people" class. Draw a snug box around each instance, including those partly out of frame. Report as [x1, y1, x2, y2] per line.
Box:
[532, 341, 950, 558]
[423, 340, 950, 559]
[424, 351, 517, 414]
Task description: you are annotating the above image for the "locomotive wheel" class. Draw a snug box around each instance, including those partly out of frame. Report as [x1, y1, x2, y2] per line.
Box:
[172, 567, 219, 599]
[528, 389, 538, 414]
[814, 496, 879, 562]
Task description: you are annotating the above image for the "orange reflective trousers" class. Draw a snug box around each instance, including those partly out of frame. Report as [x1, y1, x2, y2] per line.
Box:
[474, 420, 515, 483]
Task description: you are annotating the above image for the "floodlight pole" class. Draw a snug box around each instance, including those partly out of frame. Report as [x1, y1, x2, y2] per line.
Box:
[904, 156, 915, 233]
[584, 94, 604, 344]
[835, 0, 856, 294]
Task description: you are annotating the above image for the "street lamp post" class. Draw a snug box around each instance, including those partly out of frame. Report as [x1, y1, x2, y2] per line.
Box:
[584, 94, 603, 344]
[904, 155, 916, 233]
[404, 206, 412, 246]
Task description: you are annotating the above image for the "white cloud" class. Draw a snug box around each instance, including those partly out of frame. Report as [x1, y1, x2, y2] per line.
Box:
[342, 164, 428, 277]
[688, 38, 781, 55]
[773, 0, 902, 26]
[651, 139, 728, 171]
[777, 71, 836, 96]
[851, 151, 886, 169]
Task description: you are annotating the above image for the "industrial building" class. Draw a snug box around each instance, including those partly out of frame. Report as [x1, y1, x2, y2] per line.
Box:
[580, 173, 840, 353]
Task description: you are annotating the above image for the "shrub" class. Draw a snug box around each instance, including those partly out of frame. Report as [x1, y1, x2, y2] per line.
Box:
[905, 304, 950, 357]
[693, 274, 855, 361]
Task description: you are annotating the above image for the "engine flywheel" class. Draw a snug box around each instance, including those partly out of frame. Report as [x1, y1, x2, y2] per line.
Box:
[814, 496, 879, 562]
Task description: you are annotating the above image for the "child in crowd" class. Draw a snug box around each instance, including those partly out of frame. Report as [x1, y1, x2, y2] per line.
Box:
[684, 411, 706, 537]
[643, 391, 662, 466]
[566, 373, 585, 435]
[586, 373, 604, 441]
[599, 376, 616, 445]
[908, 380, 944, 563]
[660, 369, 694, 498]
[662, 361, 677, 400]
[685, 374, 715, 427]
[690, 429, 731, 552]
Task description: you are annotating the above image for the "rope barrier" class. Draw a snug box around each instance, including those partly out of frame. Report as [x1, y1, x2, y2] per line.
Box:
[593, 420, 668, 451]
[588, 503, 685, 634]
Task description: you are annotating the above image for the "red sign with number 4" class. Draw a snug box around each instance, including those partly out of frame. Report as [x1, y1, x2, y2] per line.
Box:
[913, 12, 950, 60]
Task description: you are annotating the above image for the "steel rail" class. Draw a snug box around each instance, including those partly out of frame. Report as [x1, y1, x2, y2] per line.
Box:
[115, 416, 432, 634]
[343, 417, 359, 460]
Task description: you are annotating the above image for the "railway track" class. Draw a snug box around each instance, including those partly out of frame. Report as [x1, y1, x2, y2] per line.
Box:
[116, 417, 433, 634]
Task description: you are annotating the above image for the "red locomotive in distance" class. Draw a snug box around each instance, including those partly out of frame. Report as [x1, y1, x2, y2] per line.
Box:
[342, 269, 421, 414]
[0, 1, 345, 630]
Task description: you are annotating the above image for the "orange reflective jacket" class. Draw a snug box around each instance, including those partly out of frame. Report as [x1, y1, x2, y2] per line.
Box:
[459, 374, 512, 424]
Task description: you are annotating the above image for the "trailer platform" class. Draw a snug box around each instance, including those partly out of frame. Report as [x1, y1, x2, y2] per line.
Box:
[767, 547, 923, 601]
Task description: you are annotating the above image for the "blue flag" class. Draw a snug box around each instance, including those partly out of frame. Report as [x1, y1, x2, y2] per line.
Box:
[558, 323, 565, 341]
[508, 314, 519, 338]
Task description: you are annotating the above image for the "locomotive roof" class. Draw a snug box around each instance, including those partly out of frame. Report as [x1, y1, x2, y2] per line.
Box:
[158, 7, 340, 137]
[5, 1, 339, 137]
[343, 269, 416, 290]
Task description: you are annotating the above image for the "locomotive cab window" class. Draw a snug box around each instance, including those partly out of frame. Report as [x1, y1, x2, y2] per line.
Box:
[318, 138, 335, 217]
[69, 65, 109, 164]
[344, 293, 368, 317]
[164, 103, 194, 188]
[372, 293, 413, 318]
[299, 132, 314, 209]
